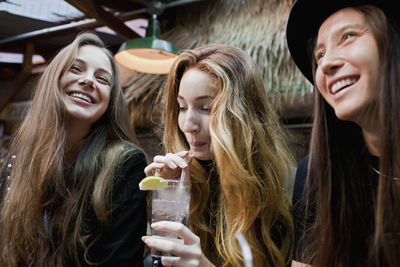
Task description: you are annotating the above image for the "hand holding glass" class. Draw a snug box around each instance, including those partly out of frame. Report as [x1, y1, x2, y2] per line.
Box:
[151, 179, 191, 261]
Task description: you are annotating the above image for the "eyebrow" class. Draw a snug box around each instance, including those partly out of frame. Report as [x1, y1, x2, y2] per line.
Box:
[74, 58, 112, 77]
[177, 95, 214, 101]
[315, 23, 366, 52]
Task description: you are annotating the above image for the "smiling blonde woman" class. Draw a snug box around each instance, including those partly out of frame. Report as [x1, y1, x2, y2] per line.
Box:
[0, 32, 147, 266]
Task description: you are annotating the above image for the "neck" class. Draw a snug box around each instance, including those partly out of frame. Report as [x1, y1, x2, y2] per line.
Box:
[353, 99, 382, 156]
[65, 120, 91, 164]
[362, 128, 381, 157]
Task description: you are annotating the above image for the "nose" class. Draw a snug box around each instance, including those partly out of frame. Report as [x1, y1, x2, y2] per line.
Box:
[180, 109, 200, 133]
[78, 73, 95, 89]
[319, 50, 344, 76]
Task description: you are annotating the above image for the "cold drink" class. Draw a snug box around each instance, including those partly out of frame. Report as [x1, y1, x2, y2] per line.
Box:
[151, 180, 191, 258]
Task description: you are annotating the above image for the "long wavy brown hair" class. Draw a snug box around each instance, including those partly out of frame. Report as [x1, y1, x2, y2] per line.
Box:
[163, 44, 295, 267]
[303, 6, 400, 267]
[0, 32, 139, 266]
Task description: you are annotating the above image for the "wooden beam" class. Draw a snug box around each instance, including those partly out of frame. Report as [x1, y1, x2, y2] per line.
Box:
[22, 42, 34, 74]
[0, 42, 34, 113]
[66, 0, 141, 40]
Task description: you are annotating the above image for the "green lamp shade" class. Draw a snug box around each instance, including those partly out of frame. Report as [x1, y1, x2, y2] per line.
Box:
[114, 14, 179, 74]
[115, 37, 179, 74]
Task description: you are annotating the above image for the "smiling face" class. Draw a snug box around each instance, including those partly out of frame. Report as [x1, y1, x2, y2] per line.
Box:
[314, 7, 380, 128]
[177, 68, 217, 161]
[59, 45, 113, 130]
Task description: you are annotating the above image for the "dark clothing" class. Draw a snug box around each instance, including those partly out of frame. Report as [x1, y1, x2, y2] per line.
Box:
[87, 149, 147, 266]
[291, 154, 315, 261]
[291, 154, 379, 264]
[1, 149, 147, 267]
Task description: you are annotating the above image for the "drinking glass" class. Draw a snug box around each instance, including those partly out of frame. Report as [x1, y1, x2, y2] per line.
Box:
[151, 179, 191, 265]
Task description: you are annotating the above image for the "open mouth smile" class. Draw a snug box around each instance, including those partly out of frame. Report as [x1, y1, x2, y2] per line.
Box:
[330, 77, 358, 94]
[67, 91, 95, 104]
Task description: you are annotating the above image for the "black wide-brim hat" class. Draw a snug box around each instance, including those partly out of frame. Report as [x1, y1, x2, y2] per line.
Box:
[286, 0, 397, 84]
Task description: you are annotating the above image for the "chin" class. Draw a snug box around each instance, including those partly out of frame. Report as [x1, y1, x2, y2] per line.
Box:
[194, 152, 212, 161]
[334, 109, 359, 123]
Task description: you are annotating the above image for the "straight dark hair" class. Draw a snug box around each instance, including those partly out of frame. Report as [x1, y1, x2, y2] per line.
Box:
[303, 5, 400, 267]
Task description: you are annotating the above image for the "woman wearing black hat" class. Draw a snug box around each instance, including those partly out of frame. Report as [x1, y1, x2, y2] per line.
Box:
[286, 0, 400, 266]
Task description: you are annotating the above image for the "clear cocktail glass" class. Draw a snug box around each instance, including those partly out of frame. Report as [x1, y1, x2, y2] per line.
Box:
[151, 179, 191, 264]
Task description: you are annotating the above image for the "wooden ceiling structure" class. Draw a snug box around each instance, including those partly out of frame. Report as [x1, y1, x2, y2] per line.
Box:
[0, 0, 203, 113]
[0, 0, 313, 163]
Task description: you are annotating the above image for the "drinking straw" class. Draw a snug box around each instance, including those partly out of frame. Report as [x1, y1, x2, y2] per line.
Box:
[235, 232, 253, 267]
[178, 148, 193, 190]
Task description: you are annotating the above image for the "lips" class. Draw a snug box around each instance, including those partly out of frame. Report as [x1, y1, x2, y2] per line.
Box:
[189, 141, 206, 148]
[66, 90, 95, 104]
[330, 77, 358, 94]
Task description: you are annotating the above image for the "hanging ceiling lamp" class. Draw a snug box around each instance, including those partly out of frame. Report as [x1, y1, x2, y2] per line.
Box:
[114, 12, 178, 75]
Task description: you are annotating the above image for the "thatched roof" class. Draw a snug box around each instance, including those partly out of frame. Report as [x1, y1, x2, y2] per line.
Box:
[124, 0, 313, 132]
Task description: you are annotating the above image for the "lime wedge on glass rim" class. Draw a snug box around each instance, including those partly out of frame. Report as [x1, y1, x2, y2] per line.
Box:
[139, 176, 168, 190]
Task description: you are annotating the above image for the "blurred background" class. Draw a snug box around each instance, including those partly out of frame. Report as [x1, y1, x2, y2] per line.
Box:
[0, 0, 314, 166]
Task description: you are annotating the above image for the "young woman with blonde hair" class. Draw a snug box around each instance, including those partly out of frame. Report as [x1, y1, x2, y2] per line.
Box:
[143, 44, 295, 267]
[0, 32, 147, 266]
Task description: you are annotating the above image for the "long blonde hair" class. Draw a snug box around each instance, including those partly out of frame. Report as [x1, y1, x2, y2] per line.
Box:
[0, 32, 139, 266]
[164, 44, 294, 266]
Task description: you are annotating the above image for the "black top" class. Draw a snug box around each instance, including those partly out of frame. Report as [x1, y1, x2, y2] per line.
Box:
[0, 149, 147, 267]
[291, 153, 379, 264]
[87, 149, 147, 266]
[291, 154, 315, 261]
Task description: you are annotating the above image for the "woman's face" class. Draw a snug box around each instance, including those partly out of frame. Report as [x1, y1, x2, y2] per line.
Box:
[59, 45, 112, 129]
[314, 7, 380, 127]
[177, 68, 217, 161]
